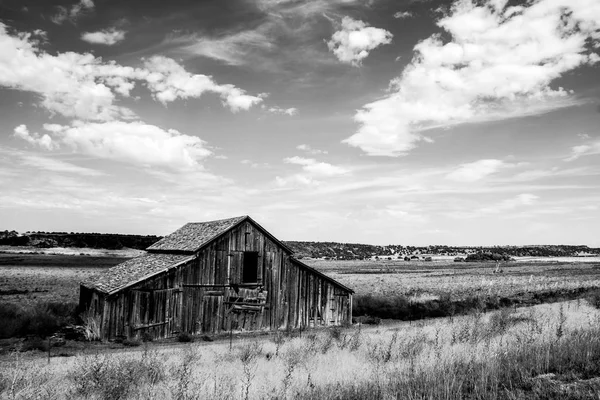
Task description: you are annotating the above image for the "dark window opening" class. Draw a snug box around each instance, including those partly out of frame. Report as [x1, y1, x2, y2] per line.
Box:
[242, 251, 258, 283]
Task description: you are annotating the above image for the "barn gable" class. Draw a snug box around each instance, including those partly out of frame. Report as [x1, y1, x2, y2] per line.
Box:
[146, 215, 293, 254]
[79, 216, 353, 340]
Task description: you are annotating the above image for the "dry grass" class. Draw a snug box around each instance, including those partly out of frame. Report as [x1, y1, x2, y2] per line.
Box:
[1, 301, 600, 399]
[305, 259, 600, 299]
[0, 254, 125, 305]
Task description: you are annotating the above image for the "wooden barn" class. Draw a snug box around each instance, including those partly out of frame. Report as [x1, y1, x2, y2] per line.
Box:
[79, 216, 353, 340]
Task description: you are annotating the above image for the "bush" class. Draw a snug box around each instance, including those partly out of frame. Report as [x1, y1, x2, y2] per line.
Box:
[71, 352, 166, 399]
[123, 339, 141, 347]
[141, 331, 153, 342]
[587, 290, 600, 309]
[0, 301, 77, 339]
[353, 315, 381, 325]
[177, 332, 194, 342]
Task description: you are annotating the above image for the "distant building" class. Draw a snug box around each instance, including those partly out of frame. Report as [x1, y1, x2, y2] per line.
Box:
[80, 216, 353, 340]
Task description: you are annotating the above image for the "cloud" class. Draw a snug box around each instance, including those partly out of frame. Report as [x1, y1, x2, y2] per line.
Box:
[81, 28, 126, 45]
[13, 125, 56, 150]
[142, 56, 263, 112]
[0, 24, 263, 120]
[277, 156, 349, 186]
[297, 144, 328, 155]
[327, 17, 393, 66]
[565, 139, 600, 161]
[393, 11, 413, 19]
[284, 156, 349, 176]
[479, 193, 539, 214]
[170, 29, 274, 66]
[51, 0, 94, 24]
[20, 154, 105, 176]
[267, 106, 298, 116]
[446, 159, 507, 182]
[345, 0, 600, 156]
[15, 121, 212, 172]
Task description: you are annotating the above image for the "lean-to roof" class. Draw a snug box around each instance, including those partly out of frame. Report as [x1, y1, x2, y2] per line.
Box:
[81, 253, 193, 294]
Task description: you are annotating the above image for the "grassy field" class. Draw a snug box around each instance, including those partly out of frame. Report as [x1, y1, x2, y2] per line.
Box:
[1, 301, 600, 399]
[304, 258, 600, 299]
[0, 253, 127, 305]
[2, 253, 599, 305]
[1, 252, 600, 398]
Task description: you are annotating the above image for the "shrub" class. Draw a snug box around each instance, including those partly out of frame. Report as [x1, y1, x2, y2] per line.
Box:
[177, 332, 194, 343]
[353, 315, 381, 325]
[123, 339, 141, 347]
[0, 301, 77, 339]
[80, 310, 101, 341]
[141, 331, 154, 342]
[586, 289, 600, 309]
[71, 352, 166, 400]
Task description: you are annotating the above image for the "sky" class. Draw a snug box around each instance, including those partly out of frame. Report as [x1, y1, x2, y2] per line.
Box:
[0, 0, 599, 246]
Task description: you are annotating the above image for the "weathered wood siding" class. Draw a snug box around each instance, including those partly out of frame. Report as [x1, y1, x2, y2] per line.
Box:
[86, 220, 352, 340]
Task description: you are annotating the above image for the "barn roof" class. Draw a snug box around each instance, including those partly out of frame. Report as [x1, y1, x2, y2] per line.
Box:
[146, 215, 293, 254]
[82, 216, 347, 295]
[81, 253, 193, 294]
[290, 257, 354, 294]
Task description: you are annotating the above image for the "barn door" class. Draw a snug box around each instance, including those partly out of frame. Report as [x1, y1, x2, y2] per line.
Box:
[130, 289, 181, 339]
[201, 292, 224, 334]
[182, 287, 203, 334]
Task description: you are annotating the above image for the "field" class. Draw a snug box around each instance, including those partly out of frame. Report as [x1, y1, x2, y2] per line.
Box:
[2, 253, 599, 306]
[0, 253, 127, 305]
[2, 301, 600, 399]
[306, 258, 600, 299]
[1, 252, 600, 398]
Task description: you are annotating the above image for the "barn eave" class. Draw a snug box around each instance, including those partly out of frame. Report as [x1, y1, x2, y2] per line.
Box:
[290, 257, 354, 294]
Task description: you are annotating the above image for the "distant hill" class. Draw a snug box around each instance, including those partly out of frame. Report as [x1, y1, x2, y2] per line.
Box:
[1, 230, 598, 258]
[284, 241, 600, 260]
[0, 230, 160, 250]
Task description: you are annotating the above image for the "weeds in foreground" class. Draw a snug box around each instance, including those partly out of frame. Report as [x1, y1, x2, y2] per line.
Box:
[238, 341, 262, 400]
[1, 302, 599, 400]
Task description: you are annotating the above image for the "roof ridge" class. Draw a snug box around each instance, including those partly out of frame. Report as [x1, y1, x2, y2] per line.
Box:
[146, 215, 249, 253]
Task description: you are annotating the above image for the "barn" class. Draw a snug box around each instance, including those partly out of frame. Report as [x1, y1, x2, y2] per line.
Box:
[79, 216, 353, 340]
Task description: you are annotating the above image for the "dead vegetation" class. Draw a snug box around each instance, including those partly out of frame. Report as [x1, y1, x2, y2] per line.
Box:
[1, 301, 600, 399]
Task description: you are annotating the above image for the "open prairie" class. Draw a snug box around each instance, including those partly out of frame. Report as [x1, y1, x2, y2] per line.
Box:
[2, 252, 600, 306]
[303, 258, 600, 299]
[0, 253, 127, 305]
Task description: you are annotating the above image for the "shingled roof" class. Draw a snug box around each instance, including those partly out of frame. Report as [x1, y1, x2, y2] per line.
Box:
[82, 253, 193, 294]
[146, 215, 293, 254]
[290, 258, 354, 294]
[147, 216, 247, 253]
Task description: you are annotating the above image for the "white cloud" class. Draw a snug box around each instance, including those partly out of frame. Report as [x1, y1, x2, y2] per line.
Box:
[52, 0, 94, 24]
[49, 121, 212, 170]
[0, 24, 263, 120]
[345, 0, 600, 156]
[20, 154, 105, 176]
[393, 11, 413, 19]
[565, 139, 600, 161]
[479, 193, 539, 214]
[277, 156, 349, 186]
[446, 159, 506, 182]
[327, 17, 393, 66]
[171, 29, 274, 66]
[284, 156, 349, 176]
[142, 56, 263, 112]
[81, 28, 126, 45]
[16, 121, 211, 172]
[267, 106, 298, 116]
[296, 144, 328, 155]
[13, 125, 56, 150]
